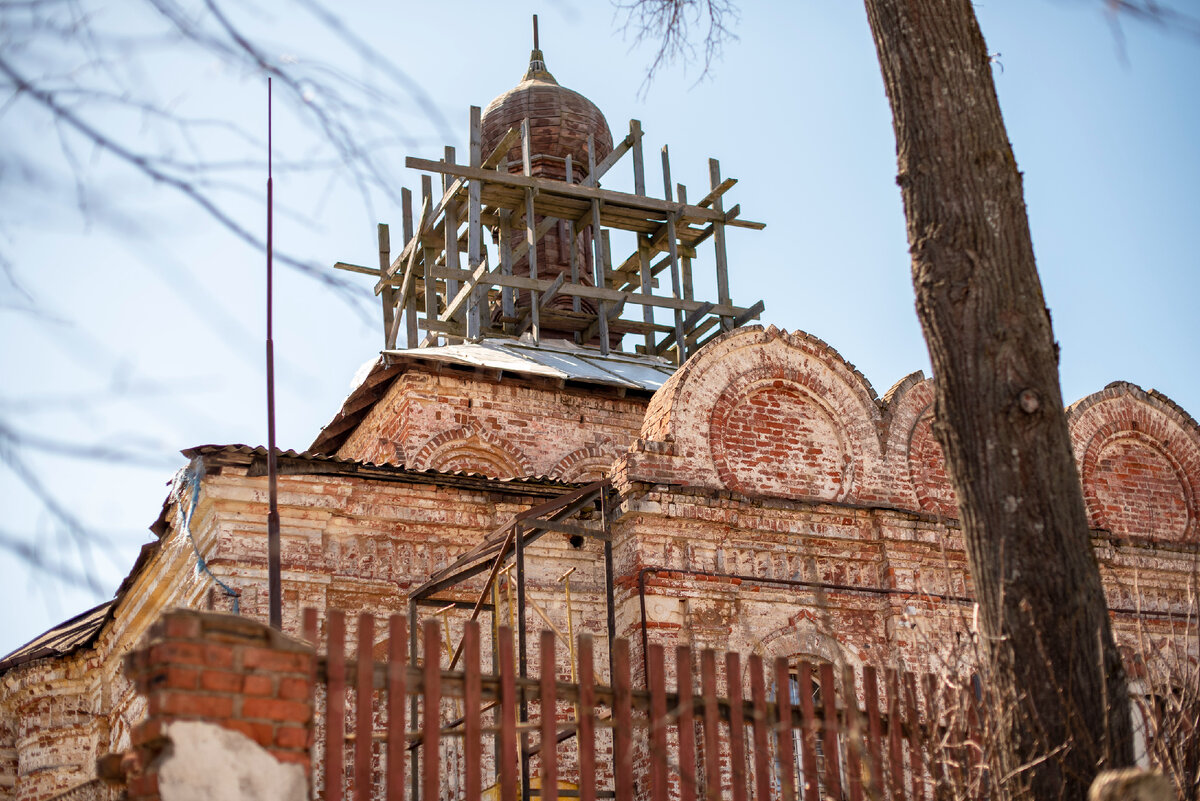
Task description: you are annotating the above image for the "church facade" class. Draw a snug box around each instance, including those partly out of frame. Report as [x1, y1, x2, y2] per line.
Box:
[2, 44, 1197, 801]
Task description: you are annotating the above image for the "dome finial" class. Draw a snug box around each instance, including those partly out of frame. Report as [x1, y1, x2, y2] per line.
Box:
[525, 14, 557, 83]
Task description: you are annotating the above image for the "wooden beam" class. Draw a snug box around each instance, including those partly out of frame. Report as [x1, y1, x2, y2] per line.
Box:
[421, 175, 440, 347]
[709, 158, 733, 331]
[565, 154, 581, 320]
[499, 209, 516, 332]
[336, 261, 395, 280]
[578, 122, 641, 189]
[697, 177, 737, 209]
[444, 146, 461, 323]
[441, 254, 490, 323]
[467, 106, 483, 339]
[581, 295, 626, 345]
[483, 127, 520, 170]
[522, 118, 540, 343]
[436, 268, 750, 317]
[376, 190, 429, 294]
[655, 302, 714, 356]
[401, 190, 419, 348]
[589, 134, 609, 354]
[538, 272, 566, 310]
[677, 183, 693, 302]
[732, 299, 766, 328]
[662, 145, 685, 367]
[404, 156, 734, 226]
[379, 223, 397, 349]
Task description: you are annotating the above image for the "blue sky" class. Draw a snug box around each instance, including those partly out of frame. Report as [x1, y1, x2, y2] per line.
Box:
[1, 1, 1197, 652]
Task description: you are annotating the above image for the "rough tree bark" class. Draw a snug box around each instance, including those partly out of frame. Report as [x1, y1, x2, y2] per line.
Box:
[861, 0, 1133, 797]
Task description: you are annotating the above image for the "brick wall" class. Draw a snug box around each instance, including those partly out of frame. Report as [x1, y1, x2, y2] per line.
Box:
[121, 610, 314, 800]
[335, 367, 648, 480]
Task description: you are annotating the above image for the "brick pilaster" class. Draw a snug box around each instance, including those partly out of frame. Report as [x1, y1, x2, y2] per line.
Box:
[121, 610, 314, 800]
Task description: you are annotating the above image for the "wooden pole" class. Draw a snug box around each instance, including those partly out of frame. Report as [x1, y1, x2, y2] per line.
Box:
[708, 158, 733, 331]
[631, 120, 655, 355]
[379, 222, 396, 349]
[444, 146, 461, 339]
[522, 118, 539, 344]
[589, 134, 609, 353]
[661, 145, 685, 366]
[421, 175, 438, 347]
[402, 188, 418, 348]
[468, 106, 484, 340]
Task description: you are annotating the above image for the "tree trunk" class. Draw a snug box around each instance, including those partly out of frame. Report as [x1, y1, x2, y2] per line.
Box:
[861, 0, 1133, 797]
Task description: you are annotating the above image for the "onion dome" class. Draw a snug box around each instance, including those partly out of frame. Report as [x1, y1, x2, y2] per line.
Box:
[481, 48, 613, 182]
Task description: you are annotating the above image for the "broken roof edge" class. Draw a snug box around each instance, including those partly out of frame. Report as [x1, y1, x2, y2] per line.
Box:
[0, 447, 584, 676]
[309, 339, 674, 455]
[0, 599, 115, 675]
[181, 443, 579, 492]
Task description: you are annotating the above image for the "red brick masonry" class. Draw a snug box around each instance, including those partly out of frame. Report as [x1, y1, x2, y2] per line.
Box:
[121, 610, 314, 800]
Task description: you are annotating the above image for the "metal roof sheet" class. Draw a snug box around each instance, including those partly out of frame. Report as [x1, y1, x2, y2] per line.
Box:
[383, 337, 676, 391]
[0, 601, 113, 673]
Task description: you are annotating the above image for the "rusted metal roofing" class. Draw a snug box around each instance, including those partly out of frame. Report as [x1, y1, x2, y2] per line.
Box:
[182, 444, 576, 492]
[0, 601, 113, 673]
[1, 445, 582, 675]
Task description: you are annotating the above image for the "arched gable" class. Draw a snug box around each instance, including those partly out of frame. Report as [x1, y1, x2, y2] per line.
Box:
[412, 420, 534, 479]
[550, 439, 619, 483]
[881, 374, 958, 517]
[1067, 382, 1200, 542]
[753, 614, 863, 674]
[636, 326, 885, 501]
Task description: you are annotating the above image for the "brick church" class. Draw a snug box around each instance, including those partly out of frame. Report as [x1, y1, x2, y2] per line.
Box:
[2, 39, 1197, 801]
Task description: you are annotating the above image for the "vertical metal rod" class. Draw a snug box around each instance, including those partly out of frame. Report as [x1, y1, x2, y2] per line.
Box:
[265, 77, 281, 630]
[409, 600, 420, 801]
[515, 524, 530, 801]
[602, 488, 621, 798]
[492, 580, 503, 772]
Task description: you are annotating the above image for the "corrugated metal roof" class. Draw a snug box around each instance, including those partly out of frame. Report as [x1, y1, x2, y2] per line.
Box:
[383, 338, 677, 391]
[181, 444, 577, 489]
[0, 601, 113, 672]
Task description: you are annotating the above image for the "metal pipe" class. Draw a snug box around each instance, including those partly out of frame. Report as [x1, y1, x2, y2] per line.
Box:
[265, 77, 281, 629]
[409, 599, 420, 801]
[516, 523, 530, 801]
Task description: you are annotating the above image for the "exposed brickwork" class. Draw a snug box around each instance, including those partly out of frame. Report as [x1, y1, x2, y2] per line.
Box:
[2, 324, 1197, 800]
[336, 366, 648, 479]
[122, 610, 314, 801]
[1069, 382, 1198, 542]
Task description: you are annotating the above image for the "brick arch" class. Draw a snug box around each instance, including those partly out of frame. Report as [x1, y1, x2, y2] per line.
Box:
[636, 325, 884, 499]
[710, 369, 854, 501]
[1068, 382, 1200, 542]
[752, 615, 862, 675]
[550, 440, 618, 483]
[412, 421, 533, 479]
[878, 373, 957, 515]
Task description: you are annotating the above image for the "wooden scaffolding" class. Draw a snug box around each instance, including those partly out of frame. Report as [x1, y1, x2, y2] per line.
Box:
[335, 110, 765, 365]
